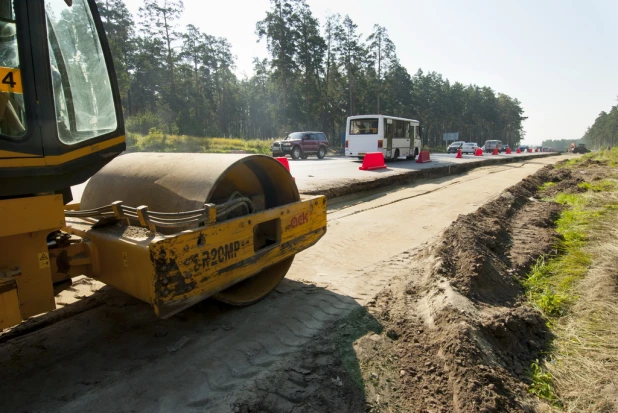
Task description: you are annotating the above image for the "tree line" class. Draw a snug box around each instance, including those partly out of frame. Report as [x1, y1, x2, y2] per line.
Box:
[96, 0, 527, 148]
[541, 101, 618, 151]
[582, 102, 618, 149]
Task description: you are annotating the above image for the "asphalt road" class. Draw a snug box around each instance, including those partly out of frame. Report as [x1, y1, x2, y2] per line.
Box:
[288, 151, 559, 193]
[71, 151, 559, 203]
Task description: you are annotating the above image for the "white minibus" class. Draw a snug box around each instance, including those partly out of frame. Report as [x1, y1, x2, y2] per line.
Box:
[345, 115, 421, 160]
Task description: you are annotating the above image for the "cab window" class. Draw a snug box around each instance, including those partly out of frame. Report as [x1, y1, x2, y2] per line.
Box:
[0, 0, 26, 139]
[45, 0, 117, 145]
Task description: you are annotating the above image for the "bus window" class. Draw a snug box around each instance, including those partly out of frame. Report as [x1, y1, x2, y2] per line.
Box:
[350, 118, 378, 135]
[394, 120, 405, 138]
[384, 118, 393, 140]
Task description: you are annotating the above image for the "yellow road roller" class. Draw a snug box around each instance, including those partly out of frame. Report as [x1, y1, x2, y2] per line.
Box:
[0, 0, 326, 330]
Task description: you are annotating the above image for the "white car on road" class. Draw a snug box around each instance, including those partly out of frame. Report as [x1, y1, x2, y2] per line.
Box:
[461, 142, 479, 154]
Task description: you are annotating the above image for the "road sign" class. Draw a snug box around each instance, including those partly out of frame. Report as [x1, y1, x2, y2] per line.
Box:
[443, 132, 459, 141]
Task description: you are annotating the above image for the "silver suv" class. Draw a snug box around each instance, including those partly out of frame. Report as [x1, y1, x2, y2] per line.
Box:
[483, 140, 503, 153]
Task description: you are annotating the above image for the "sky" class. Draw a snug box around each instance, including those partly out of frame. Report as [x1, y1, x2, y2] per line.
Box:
[124, 0, 618, 146]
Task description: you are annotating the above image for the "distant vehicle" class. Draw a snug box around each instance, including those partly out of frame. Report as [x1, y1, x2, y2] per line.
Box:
[345, 115, 421, 160]
[271, 131, 329, 160]
[461, 142, 478, 154]
[503, 144, 510, 151]
[447, 141, 465, 153]
[483, 140, 503, 153]
[570, 143, 590, 154]
[518, 145, 529, 152]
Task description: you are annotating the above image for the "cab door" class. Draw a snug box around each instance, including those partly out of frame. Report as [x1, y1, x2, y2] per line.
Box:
[0, 0, 125, 198]
[0, 0, 44, 160]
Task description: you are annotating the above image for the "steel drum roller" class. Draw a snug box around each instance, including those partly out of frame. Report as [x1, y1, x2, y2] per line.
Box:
[81, 152, 299, 305]
[81, 152, 299, 212]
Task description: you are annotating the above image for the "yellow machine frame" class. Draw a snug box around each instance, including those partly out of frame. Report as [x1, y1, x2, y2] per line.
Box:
[1, 194, 326, 329]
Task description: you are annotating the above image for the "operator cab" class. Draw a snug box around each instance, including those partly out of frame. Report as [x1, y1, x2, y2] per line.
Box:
[0, 0, 125, 200]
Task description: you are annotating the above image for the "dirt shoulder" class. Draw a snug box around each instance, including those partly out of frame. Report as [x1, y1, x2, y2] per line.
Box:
[235, 163, 582, 412]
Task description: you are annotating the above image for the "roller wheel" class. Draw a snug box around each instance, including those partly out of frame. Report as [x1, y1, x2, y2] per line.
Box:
[213, 256, 295, 305]
[291, 146, 302, 160]
[317, 146, 326, 159]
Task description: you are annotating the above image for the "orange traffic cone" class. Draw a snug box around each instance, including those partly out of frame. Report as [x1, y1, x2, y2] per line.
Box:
[455, 148, 462, 158]
[492, 148, 499, 155]
[516, 148, 521, 153]
[474, 148, 483, 156]
[506, 148, 512, 154]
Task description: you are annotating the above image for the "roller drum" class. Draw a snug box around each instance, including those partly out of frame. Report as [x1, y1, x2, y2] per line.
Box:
[81, 152, 299, 215]
[81, 152, 301, 306]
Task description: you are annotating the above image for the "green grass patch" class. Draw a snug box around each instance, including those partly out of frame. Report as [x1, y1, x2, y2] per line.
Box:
[539, 182, 556, 190]
[126, 129, 274, 155]
[529, 359, 562, 406]
[578, 180, 617, 192]
[523, 150, 618, 408]
[524, 192, 596, 318]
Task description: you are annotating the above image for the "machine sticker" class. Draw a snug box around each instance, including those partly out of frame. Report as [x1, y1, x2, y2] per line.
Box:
[0, 67, 22, 94]
[288, 212, 309, 229]
[122, 252, 129, 267]
[201, 241, 242, 269]
[38, 253, 50, 269]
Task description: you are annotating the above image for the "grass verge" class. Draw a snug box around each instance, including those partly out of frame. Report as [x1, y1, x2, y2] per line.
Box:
[126, 129, 274, 154]
[525, 152, 618, 411]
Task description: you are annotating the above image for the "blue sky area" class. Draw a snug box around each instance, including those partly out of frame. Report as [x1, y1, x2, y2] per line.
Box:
[125, 0, 618, 145]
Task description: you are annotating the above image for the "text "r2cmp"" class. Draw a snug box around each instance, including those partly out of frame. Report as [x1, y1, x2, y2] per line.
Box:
[289, 212, 309, 229]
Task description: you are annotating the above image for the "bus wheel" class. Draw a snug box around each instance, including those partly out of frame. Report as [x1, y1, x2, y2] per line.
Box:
[291, 146, 302, 160]
[393, 149, 400, 161]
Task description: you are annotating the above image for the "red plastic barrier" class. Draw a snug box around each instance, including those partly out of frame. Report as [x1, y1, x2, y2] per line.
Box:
[275, 157, 290, 171]
[516, 148, 521, 153]
[474, 148, 483, 156]
[416, 150, 431, 163]
[275, 157, 295, 180]
[528, 148, 533, 153]
[505, 148, 512, 154]
[455, 149, 462, 158]
[492, 148, 499, 155]
[359, 152, 387, 170]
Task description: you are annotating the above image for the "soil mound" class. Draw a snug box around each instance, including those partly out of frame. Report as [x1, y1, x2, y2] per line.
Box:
[233, 164, 582, 413]
[355, 165, 581, 412]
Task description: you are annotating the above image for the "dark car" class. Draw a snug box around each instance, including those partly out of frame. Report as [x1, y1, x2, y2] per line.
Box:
[271, 131, 329, 160]
[571, 143, 590, 154]
[518, 145, 529, 152]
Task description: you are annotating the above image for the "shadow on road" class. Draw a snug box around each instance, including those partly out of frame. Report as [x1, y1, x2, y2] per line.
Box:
[0, 278, 380, 412]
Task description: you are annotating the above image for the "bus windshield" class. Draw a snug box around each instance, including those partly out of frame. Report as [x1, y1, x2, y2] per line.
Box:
[350, 118, 378, 135]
